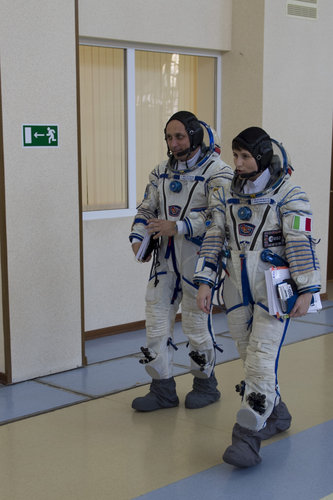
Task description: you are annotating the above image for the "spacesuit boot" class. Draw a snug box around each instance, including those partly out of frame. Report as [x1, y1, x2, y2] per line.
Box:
[185, 373, 221, 409]
[259, 401, 292, 440]
[222, 423, 262, 468]
[131, 377, 179, 412]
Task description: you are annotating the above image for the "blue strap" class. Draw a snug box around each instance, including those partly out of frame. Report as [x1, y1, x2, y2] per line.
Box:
[225, 302, 244, 315]
[165, 237, 182, 304]
[240, 254, 254, 306]
[207, 287, 224, 356]
[274, 317, 290, 396]
[133, 217, 148, 225]
[167, 337, 178, 351]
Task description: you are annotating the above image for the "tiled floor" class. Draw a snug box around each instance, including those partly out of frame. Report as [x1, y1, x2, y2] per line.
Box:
[1, 302, 333, 425]
[1, 298, 333, 499]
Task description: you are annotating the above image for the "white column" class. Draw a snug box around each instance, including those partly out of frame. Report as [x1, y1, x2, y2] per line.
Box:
[0, 0, 83, 382]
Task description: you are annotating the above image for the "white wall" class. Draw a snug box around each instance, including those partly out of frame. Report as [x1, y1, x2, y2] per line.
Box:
[80, 0, 233, 330]
[83, 217, 150, 330]
[262, 0, 333, 288]
[79, 0, 232, 51]
[0, 0, 82, 382]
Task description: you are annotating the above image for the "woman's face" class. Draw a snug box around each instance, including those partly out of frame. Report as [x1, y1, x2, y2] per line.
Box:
[233, 148, 260, 180]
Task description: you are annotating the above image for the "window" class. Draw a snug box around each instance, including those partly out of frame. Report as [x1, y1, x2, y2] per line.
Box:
[79, 46, 126, 210]
[79, 42, 220, 217]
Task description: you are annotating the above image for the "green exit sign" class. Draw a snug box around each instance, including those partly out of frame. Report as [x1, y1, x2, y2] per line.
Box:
[23, 125, 59, 147]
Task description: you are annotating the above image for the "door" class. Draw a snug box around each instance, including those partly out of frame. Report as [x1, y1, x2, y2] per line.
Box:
[327, 125, 333, 280]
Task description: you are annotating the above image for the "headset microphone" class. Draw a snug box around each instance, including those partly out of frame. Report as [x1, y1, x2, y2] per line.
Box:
[236, 170, 259, 180]
[173, 147, 191, 157]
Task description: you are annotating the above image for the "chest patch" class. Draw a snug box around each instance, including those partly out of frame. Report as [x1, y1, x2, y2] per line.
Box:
[263, 230, 285, 248]
[168, 205, 182, 217]
[238, 223, 255, 236]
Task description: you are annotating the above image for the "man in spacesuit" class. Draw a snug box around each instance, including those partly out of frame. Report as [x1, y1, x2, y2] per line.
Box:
[195, 127, 321, 466]
[129, 111, 233, 412]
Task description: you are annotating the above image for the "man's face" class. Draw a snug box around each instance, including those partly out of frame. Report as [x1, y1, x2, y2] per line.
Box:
[233, 147, 260, 180]
[165, 120, 194, 160]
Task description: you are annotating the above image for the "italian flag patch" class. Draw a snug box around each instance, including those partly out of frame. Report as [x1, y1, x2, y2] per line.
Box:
[292, 215, 312, 231]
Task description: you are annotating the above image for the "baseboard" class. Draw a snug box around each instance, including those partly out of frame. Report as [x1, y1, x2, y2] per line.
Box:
[0, 372, 9, 384]
[85, 305, 225, 341]
[85, 313, 183, 340]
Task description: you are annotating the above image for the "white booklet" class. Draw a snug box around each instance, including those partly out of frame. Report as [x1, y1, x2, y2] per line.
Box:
[135, 230, 156, 262]
[264, 266, 322, 317]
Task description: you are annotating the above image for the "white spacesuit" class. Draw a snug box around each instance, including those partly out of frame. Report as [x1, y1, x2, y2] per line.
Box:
[194, 127, 321, 466]
[130, 111, 233, 411]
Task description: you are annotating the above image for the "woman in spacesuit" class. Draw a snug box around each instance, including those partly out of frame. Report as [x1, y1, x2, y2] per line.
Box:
[195, 127, 321, 467]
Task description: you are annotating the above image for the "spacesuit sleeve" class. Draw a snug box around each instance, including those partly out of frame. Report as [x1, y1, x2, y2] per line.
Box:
[129, 166, 160, 242]
[279, 184, 321, 294]
[193, 185, 228, 288]
[182, 160, 233, 238]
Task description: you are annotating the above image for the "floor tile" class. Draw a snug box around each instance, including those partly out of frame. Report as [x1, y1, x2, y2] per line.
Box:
[0, 381, 87, 424]
[293, 304, 333, 326]
[85, 329, 146, 363]
[36, 355, 186, 397]
[284, 318, 333, 344]
[37, 357, 151, 397]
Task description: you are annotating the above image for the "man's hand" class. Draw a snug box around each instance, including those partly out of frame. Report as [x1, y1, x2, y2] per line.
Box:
[196, 284, 212, 314]
[289, 292, 312, 318]
[147, 218, 177, 238]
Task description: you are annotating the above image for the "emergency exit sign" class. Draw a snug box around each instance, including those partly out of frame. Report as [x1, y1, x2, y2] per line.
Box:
[23, 125, 59, 147]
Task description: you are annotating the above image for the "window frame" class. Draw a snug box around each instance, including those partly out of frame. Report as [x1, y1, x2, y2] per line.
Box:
[79, 38, 222, 221]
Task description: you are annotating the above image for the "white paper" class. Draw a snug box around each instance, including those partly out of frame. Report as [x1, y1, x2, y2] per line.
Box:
[135, 230, 152, 262]
[265, 266, 290, 316]
[264, 266, 322, 317]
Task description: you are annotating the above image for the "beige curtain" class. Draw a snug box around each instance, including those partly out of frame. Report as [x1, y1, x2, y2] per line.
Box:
[79, 45, 126, 211]
[135, 51, 199, 204]
[79, 45, 216, 211]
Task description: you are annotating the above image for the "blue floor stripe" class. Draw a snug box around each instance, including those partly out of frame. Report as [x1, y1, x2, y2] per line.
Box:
[135, 420, 333, 500]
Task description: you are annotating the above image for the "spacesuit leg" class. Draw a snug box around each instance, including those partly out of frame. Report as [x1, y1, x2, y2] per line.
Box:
[132, 263, 180, 412]
[236, 305, 288, 431]
[143, 264, 181, 379]
[223, 277, 252, 363]
[182, 249, 217, 378]
[222, 278, 290, 466]
[224, 269, 289, 431]
[181, 249, 220, 408]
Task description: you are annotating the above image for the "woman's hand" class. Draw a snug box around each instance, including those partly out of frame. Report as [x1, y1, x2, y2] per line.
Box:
[289, 292, 312, 318]
[196, 284, 212, 314]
